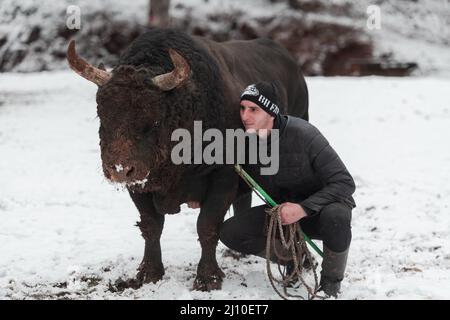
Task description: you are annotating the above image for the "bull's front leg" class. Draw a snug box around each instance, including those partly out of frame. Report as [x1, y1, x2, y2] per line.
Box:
[128, 190, 165, 287]
[193, 166, 238, 291]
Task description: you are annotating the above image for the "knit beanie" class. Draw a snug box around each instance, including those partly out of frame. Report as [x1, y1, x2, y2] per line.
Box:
[240, 81, 280, 117]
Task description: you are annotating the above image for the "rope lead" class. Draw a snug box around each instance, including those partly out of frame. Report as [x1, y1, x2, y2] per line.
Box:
[234, 165, 325, 300]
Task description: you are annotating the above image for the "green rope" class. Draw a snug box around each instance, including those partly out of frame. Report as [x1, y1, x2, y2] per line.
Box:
[234, 164, 323, 258]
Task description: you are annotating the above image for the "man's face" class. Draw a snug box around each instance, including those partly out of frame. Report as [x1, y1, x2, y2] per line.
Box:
[240, 100, 274, 136]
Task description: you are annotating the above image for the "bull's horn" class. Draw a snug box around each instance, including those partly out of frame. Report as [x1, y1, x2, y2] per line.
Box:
[67, 40, 112, 86]
[152, 49, 190, 91]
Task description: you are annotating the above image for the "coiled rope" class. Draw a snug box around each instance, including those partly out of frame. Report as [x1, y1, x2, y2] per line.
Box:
[265, 205, 324, 300]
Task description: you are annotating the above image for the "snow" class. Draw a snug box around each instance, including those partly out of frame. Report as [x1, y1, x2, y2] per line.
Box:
[1, 71, 449, 299]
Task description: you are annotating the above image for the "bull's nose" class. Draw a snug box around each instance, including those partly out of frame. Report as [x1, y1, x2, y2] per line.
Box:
[107, 164, 135, 182]
[124, 165, 134, 177]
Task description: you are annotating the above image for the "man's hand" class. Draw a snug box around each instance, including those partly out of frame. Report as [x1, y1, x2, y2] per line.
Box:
[279, 202, 307, 225]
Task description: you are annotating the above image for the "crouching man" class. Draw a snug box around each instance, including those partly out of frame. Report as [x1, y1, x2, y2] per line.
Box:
[220, 82, 356, 297]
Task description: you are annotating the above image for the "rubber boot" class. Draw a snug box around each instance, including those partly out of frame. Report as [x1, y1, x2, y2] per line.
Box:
[319, 245, 349, 297]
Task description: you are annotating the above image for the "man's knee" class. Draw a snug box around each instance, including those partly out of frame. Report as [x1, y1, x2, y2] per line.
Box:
[319, 202, 352, 227]
[319, 202, 352, 252]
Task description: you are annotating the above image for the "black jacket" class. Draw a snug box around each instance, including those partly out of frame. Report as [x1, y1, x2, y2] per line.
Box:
[244, 115, 356, 216]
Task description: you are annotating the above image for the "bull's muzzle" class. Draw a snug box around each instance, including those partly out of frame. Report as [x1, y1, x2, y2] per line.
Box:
[105, 164, 135, 182]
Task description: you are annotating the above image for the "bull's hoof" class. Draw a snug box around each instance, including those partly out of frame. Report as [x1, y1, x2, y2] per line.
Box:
[110, 263, 164, 292]
[136, 265, 165, 284]
[112, 268, 164, 292]
[193, 269, 225, 291]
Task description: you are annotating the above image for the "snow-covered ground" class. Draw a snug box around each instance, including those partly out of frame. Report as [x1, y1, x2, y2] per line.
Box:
[0, 71, 449, 299]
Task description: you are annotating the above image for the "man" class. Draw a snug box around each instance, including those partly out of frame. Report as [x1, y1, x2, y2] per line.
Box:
[219, 81, 356, 297]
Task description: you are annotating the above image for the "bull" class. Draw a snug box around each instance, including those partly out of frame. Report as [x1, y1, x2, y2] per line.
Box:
[67, 28, 308, 291]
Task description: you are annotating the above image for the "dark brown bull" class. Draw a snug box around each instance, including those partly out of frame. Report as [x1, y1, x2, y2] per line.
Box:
[67, 28, 308, 291]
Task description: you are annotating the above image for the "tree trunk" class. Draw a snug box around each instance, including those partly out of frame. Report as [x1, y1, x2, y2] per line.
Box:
[148, 0, 171, 28]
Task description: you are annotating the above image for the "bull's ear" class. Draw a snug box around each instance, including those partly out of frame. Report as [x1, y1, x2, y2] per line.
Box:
[151, 49, 190, 91]
[67, 40, 112, 86]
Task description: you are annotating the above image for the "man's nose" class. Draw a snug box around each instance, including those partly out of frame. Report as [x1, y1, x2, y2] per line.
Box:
[241, 109, 249, 121]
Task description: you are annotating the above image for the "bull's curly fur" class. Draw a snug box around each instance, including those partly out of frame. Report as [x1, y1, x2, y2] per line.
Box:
[117, 28, 227, 132]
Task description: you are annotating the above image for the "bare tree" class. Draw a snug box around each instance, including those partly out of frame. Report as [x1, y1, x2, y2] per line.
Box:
[148, 0, 171, 28]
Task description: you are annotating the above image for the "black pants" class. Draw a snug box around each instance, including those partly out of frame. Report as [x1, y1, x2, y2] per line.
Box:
[220, 202, 352, 254]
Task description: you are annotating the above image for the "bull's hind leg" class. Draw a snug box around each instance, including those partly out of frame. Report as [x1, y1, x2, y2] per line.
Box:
[193, 167, 238, 291]
[128, 190, 165, 286]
